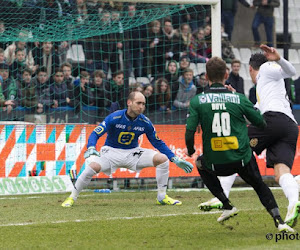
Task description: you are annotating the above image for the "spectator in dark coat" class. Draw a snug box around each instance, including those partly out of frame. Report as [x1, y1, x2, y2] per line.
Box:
[225, 59, 245, 94]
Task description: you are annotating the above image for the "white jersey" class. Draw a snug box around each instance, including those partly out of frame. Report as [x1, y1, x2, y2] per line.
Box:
[256, 57, 297, 123]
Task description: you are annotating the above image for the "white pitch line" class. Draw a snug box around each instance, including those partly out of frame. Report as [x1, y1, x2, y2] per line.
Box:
[0, 211, 222, 227]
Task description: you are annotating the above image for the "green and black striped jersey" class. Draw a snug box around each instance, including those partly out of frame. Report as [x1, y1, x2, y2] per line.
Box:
[186, 83, 266, 170]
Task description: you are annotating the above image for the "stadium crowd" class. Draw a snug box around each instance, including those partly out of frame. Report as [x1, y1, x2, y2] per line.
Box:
[0, 1, 276, 122]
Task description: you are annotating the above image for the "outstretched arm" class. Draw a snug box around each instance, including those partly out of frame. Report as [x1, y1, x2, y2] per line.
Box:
[260, 44, 296, 78]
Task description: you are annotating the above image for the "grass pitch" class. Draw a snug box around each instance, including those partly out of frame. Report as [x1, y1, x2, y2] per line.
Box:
[0, 189, 298, 249]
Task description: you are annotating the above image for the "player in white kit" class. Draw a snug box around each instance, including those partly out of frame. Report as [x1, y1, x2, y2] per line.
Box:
[198, 45, 300, 228]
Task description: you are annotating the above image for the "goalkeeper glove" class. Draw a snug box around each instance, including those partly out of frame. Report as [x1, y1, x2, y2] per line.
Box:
[84, 146, 100, 159]
[171, 156, 194, 173]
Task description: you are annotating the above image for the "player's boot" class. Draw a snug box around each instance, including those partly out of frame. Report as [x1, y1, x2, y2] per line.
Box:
[198, 197, 223, 211]
[61, 197, 75, 207]
[284, 201, 300, 227]
[156, 195, 182, 206]
[278, 223, 295, 233]
[217, 207, 238, 223]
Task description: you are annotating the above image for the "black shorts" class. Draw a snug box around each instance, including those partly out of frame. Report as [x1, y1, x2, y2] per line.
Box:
[248, 111, 299, 169]
[198, 154, 263, 183]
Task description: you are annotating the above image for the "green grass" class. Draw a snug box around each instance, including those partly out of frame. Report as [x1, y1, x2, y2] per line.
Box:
[0, 189, 298, 249]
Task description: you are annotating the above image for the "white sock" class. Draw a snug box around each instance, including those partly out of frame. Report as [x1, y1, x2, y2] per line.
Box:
[70, 166, 96, 200]
[156, 160, 169, 201]
[279, 173, 299, 210]
[218, 173, 237, 198]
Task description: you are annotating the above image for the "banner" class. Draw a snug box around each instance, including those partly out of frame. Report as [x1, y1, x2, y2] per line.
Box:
[0, 124, 299, 179]
[0, 176, 73, 195]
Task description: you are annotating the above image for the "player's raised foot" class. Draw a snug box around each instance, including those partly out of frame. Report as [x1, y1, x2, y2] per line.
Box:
[156, 195, 182, 206]
[61, 197, 75, 207]
[198, 197, 223, 211]
[278, 223, 295, 233]
[217, 207, 238, 223]
[285, 201, 300, 227]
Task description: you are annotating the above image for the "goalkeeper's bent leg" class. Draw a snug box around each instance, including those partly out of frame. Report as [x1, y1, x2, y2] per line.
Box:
[70, 165, 97, 200]
[155, 160, 169, 201]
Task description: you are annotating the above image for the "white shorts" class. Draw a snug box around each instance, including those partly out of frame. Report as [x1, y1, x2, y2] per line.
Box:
[87, 146, 158, 175]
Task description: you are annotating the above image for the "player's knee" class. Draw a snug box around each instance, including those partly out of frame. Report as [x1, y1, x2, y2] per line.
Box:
[153, 153, 168, 166]
[274, 163, 291, 183]
[89, 162, 102, 173]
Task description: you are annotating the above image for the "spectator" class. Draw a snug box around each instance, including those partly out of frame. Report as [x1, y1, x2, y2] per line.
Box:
[0, 80, 14, 111]
[204, 24, 212, 58]
[109, 9, 124, 74]
[86, 0, 102, 17]
[189, 28, 208, 64]
[161, 18, 180, 62]
[79, 71, 93, 106]
[9, 49, 27, 80]
[195, 72, 209, 94]
[0, 63, 17, 114]
[146, 20, 164, 77]
[154, 77, 171, 112]
[173, 68, 196, 109]
[226, 59, 245, 94]
[75, 0, 88, 24]
[89, 70, 107, 117]
[69, 71, 94, 113]
[0, 48, 6, 64]
[178, 23, 192, 56]
[143, 84, 155, 115]
[106, 70, 125, 113]
[221, 0, 251, 41]
[32, 41, 60, 78]
[252, 0, 280, 47]
[124, 3, 147, 77]
[61, 62, 75, 86]
[32, 66, 52, 110]
[221, 25, 235, 63]
[84, 11, 111, 74]
[49, 68, 69, 109]
[130, 82, 144, 93]
[163, 60, 179, 103]
[178, 55, 191, 76]
[4, 41, 35, 70]
[0, 20, 9, 50]
[18, 68, 42, 112]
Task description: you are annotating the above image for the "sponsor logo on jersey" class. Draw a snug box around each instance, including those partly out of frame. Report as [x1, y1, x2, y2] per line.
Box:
[116, 124, 126, 129]
[94, 126, 104, 134]
[199, 95, 207, 103]
[133, 126, 145, 131]
[202, 93, 240, 104]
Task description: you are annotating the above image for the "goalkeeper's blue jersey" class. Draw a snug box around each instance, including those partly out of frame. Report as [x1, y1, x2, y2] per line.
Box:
[87, 109, 175, 160]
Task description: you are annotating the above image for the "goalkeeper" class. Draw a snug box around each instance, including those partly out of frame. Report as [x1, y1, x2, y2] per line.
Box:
[62, 91, 193, 207]
[185, 56, 293, 232]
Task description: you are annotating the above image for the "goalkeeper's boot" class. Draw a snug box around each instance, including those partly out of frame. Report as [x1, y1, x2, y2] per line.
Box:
[61, 197, 75, 207]
[217, 207, 238, 223]
[284, 201, 300, 227]
[156, 195, 182, 206]
[198, 197, 223, 211]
